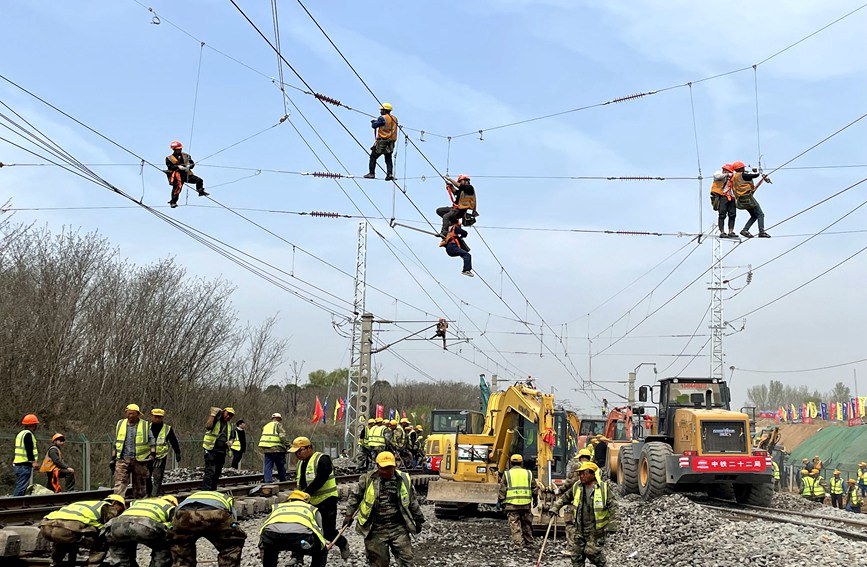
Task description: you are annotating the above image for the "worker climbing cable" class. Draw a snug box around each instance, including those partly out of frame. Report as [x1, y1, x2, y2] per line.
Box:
[440, 219, 474, 277]
[710, 164, 737, 238]
[363, 103, 397, 181]
[430, 318, 448, 350]
[731, 161, 770, 238]
[165, 141, 208, 208]
[436, 174, 478, 238]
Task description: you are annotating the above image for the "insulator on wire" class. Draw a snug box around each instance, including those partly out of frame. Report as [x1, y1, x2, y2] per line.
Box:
[314, 93, 342, 107]
[606, 176, 665, 181]
[746, 271, 753, 284]
[309, 172, 345, 179]
[605, 91, 657, 105]
[309, 211, 341, 218]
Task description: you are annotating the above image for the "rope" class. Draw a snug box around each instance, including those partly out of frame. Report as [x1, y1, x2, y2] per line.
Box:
[753, 65, 762, 165]
[687, 83, 703, 236]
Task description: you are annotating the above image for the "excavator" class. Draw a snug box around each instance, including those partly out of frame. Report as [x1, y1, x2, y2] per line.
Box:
[423, 409, 485, 472]
[426, 383, 578, 522]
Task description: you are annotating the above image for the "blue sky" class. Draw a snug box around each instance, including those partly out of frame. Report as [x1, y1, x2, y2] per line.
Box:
[3, 0, 867, 411]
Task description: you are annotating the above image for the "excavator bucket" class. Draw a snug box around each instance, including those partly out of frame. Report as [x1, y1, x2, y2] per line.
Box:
[427, 479, 500, 504]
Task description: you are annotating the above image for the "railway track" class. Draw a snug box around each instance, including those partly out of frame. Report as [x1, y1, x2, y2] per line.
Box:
[0, 469, 428, 526]
[698, 499, 867, 542]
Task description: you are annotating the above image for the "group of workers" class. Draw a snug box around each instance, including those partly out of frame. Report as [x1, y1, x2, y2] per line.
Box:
[798, 456, 866, 513]
[710, 161, 771, 239]
[357, 416, 426, 470]
[12, 414, 75, 496]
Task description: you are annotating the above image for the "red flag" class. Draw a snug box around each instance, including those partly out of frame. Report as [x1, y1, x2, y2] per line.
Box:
[402, 410, 407, 419]
[311, 396, 325, 424]
[376, 404, 384, 418]
[337, 398, 346, 421]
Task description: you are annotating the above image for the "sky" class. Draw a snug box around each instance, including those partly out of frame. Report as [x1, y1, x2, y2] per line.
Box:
[2, 0, 867, 413]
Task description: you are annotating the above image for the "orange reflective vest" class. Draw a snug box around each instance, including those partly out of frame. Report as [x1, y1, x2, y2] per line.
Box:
[377, 114, 398, 141]
[445, 226, 464, 249]
[731, 172, 755, 197]
[456, 191, 476, 210]
[710, 174, 732, 199]
[40, 446, 61, 473]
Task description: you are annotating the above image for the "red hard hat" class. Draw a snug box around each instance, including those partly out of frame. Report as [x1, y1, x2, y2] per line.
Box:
[170, 141, 183, 150]
[457, 174, 470, 182]
[721, 164, 734, 172]
[22, 414, 39, 425]
[731, 161, 746, 170]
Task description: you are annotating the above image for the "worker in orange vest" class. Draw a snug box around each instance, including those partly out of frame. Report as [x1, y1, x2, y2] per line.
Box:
[364, 103, 398, 181]
[436, 174, 479, 238]
[441, 220, 474, 277]
[711, 164, 736, 238]
[731, 161, 769, 238]
[165, 141, 208, 208]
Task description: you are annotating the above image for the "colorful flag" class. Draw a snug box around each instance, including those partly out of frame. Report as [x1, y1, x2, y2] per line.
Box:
[851, 397, 860, 419]
[843, 402, 849, 420]
[338, 398, 346, 422]
[778, 406, 786, 422]
[801, 404, 807, 421]
[376, 404, 384, 418]
[789, 404, 796, 422]
[860, 397, 867, 418]
[402, 410, 407, 419]
[388, 408, 396, 420]
[807, 402, 818, 419]
[820, 402, 828, 420]
[333, 398, 340, 422]
[311, 396, 325, 424]
[322, 399, 329, 423]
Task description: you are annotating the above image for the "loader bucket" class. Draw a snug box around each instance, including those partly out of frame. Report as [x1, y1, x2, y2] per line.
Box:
[426, 479, 500, 504]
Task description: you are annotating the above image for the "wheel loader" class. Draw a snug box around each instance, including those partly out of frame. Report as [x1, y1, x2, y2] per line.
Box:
[616, 376, 774, 506]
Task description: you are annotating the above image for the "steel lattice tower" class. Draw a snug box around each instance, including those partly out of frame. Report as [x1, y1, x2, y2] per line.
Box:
[709, 233, 725, 382]
[344, 222, 368, 455]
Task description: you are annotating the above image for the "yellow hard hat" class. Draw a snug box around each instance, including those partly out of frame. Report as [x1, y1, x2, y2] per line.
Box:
[151, 408, 165, 417]
[801, 469, 809, 475]
[415, 425, 423, 431]
[400, 418, 410, 424]
[376, 451, 396, 467]
[510, 454, 523, 463]
[223, 407, 236, 415]
[389, 419, 398, 426]
[288, 436, 312, 453]
[860, 462, 867, 467]
[811, 468, 820, 474]
[590, 438, 599, 444]
[104, 494, 126, 507]
[162, 495, 178, 507]
[849, 478, 857, 484]
[833, 469, 841, 475]
[375, 417, 384, 423]
[287, 490, 310, 502]
[577, 462, 599, 472]
[125, 404, 141, 413]
[380, 102, 393, 111]
[578, 448, 593, 458]
[368, 418, 376, 424]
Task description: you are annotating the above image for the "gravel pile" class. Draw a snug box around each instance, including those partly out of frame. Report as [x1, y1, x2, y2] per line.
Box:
[770, 491, 821, 512]
[162, 467, 261, 483]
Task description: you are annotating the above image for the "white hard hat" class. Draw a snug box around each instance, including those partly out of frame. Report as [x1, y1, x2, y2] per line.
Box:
[271, 413, 283, 419]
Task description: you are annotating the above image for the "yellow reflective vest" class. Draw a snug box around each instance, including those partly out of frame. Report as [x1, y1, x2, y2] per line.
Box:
[260, 501, 326, 548]
[45, 500, 109, 528]
[367, 425, 386, 448]
[183, 491, 234, 511]
[357, 471, 417, 532]
[258, 421, 284, 450]
[830, 477, 845, 495]
[772, 461, 780, 480]
[14, 429, 38, 465]
[298, 452, 338, 505]
[154, 424, 172, 459]
[114, 419, 151, 462]
[850, 487, 863, 507]
[572, 482, 611, 531]
[202, 420, 235, 451]
[503, 467, 533, 506]
[801, 476, 825, 497]
[122, 498, 175, 528]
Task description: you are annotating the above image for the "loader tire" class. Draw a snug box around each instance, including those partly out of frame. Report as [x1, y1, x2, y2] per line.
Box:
[638, 442, 672, 501]
[619, 444, 639, 495]
[733, 482, 774, 507]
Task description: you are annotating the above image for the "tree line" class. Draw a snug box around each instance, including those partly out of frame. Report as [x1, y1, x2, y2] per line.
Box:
[745, 379, 853, 410]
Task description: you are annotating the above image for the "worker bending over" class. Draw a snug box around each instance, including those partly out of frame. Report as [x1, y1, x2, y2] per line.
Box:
[169, 490, 246, 567]
[364, 103, 398, 181]
[711, 164, 737, 238]
[442, 220, 474, 277]
[498, 454, 538, 549]
[436, 174, 478, 237]
[106, 495, 177, 567]
[259, 490, 327, 567]
[731, 161, 769, 238]
[165, 141, 208, 208]
[40, 494, 126, 566]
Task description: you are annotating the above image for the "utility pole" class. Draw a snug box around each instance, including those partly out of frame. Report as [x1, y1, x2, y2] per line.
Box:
[709, 234, 725, 382]
[344, 222, 367, 456]
[491, 374, 498, 392]
[628, 372, 636, 406]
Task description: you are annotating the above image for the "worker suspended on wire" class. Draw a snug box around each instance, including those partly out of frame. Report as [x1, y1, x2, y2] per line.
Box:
[441, 220, 474, 277]
[165, 141, 208, 208]
[731, 161, 770, 238]
[430, 318, 448, 350]
[711, 164, 737, 238]
[436, 174, 478, 238]
[363, 103, 397, 181]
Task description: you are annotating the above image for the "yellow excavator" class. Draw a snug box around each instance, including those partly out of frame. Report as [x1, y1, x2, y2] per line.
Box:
[426, 383, 578, 520]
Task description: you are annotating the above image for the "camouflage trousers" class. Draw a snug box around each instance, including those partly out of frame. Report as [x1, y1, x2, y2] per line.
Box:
[506, 509, 535, 547]
[570, 528, 607, 567]
[169, 508, 247, 567]
[106, 516, 171, 567]
[364, 521, 413, 567]
[39, 519, 106, 567]
[114, 458, 149, 498]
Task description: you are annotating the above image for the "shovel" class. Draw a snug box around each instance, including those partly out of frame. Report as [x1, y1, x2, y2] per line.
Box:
[328, 516, 354, 550]
[535, 515, 556, 567]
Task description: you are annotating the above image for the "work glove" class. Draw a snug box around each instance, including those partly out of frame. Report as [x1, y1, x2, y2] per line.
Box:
[178, 165, 188, 172]
[175, 453, 182, 464]
[342, 515, 353, 529]
[210, 406, 221, 417]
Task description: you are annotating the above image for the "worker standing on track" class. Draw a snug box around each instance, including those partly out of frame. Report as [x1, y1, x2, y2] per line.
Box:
[106, 495, 177, 567]
[359, 418, 375, 469]
[772, 460, 781, 492]
[441, 220, 474, 277]
[259, 412, 289, 483]
[829, 470, 845, 509]
[846, 478, 862, 513]
[259, 490, 328, 567]
[801, 469, 826, 503]
[550, 462, 619, 567]
[731, 161, 770, 238]
[436, 174, 478, 238]
[231, 420, 247, 469]
[202, 406, 237, 490]
[367, 417, 387, 466]
[113, 404, 156, 499]
[41, 433, 75, 493]
[498, 454, 537, 549]
[169, 490, 246, 567]
[363, 103, 398, 181]
[560, 448, 598, 558]
[39, 494, 126, 567]
[289, 436, 350, 560]
[403, 422, 417, 467]
[343, 451, 425, 567]
[148, 408, 181, 497]
[858, 462, 867, 497]
[413, 424, 425, 466]
[12, 413, 40, 496]
[711, 164, 737, 238]
[165, 140, 208, 208]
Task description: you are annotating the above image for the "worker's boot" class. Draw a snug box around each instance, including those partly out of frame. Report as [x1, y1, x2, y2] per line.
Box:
[728, 231, 737, 238]
[363, 173, 375, 179]
[385, 173, 395, 181]
[740, 229, 754, 238]
[758, 232, 771, 238]
[197, 189, 209, 197]
[168, 200, 178, 208]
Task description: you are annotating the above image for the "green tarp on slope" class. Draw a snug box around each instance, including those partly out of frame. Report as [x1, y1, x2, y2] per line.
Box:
[788, 424, 867, 481]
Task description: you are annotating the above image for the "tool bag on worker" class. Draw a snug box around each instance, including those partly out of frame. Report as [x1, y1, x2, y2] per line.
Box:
[710, 193, 720, 211]
[735, 193, 758, 210]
